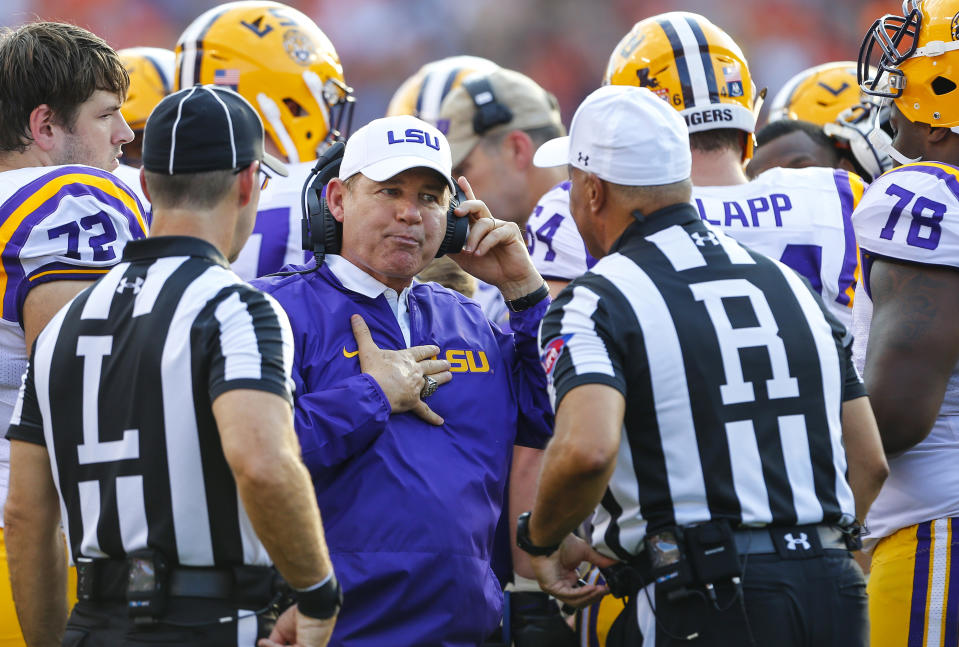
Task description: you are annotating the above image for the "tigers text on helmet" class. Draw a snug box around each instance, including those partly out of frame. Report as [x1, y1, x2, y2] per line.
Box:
[175, 0, 354, 164]
[119, 48, 175, 133]
[859, 0, 959, 131]
[387, 56, 500, 126]
[605, 12, 757, 138]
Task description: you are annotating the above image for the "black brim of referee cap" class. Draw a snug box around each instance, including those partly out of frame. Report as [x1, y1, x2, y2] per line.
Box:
[142, 85, 289, 177]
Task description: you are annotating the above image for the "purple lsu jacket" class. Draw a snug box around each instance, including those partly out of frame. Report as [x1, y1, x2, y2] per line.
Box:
[251, 261, 553, 647]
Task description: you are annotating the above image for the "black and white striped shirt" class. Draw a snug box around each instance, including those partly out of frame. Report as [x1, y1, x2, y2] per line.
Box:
[539, 204, 864, 562]
[7, 236, 294, 568]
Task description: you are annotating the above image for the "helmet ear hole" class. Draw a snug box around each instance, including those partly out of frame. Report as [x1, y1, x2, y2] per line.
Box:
[283, 98, 307, 117]
[932, 76, 957, 96]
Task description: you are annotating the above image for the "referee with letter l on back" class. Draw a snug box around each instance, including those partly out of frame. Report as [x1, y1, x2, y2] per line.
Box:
[4, 85, 339, 647]
[519, 85, 888, 646]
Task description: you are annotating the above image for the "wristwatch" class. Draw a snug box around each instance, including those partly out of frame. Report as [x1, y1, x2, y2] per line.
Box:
[505, 282, 549, 312]
[296, 573, 342, 620]
[516, 511, 561, 557]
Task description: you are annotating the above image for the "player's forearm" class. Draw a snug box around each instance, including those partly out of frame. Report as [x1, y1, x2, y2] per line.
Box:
[4, 518, 68, 647]
[235, 455, 333, 589]
[841, 397, 889, 520]
[529, 442, 615, 547]
[509, 446, 543, 579]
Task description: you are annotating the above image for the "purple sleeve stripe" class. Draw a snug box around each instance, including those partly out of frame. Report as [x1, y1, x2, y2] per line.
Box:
[907, 521, 933, 647]
[0, 175, 146, 322]
[833, 169, 859, 307]
[884, 162, 959, 202]
[945, 517, 959, 647]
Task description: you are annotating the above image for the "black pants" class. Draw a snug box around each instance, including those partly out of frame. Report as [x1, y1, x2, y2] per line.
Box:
[607, 551, 868, 647]
[61, 598, 279, 646]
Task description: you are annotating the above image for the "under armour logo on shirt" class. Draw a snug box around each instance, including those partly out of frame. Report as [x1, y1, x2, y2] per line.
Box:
[784, 532, 811, 551]
[691, 231, 719, 247]
[117, 277, 144, 295]
[577, 152, 589, 166]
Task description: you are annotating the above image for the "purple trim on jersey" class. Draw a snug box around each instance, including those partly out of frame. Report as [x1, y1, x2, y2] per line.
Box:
[908, 521, 933, 647]
[251, 205, 291, 277]
[1, 172, 144, 323]
[559, 180, 571, 192]
[16, 261, 109, 323]
[945, 518, 959, 647]
[833, 169, 858, 307]
[884, 163, 959, 202]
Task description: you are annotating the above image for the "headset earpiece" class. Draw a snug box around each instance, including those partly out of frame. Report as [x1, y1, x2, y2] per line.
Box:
[301, 141, 346, 267]
[436, 181, 469, 257]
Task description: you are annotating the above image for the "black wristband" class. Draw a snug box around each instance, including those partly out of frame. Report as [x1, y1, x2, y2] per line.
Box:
[296, 573, 342, 620]
[516, 511, 560, 557]
[505, 282, 549, 312]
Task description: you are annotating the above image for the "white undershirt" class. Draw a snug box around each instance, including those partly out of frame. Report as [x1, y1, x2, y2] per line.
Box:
[326, 255, 412, 347]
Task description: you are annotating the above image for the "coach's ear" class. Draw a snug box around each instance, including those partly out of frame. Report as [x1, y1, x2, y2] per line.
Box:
[29, 104, 59, 152]
[326, 177, 348, 224]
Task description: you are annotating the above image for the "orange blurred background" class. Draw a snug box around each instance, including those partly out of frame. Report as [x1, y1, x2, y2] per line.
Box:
[1, 0, 900, 129]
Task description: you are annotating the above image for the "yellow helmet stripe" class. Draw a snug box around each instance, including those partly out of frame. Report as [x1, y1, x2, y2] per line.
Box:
[145, 52, 174, 95]
[177, 4, 230, 89]
[658, 14, 721, 110]
[416, 66, 463, 125]
[684, 16, 721, 103]
[656, 17, 694, 107]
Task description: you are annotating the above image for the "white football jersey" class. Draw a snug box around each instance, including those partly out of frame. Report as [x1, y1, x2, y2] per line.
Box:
[0, 165, 147, 526]
[231, 161, 313, 281]
[525, 181, 596, 282]
[113, 163, 149, 215]
[693, 167, 864, 329]
[852, 161, 959, 547]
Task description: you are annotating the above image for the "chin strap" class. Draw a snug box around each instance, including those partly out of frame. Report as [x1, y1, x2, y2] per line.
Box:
[866, 101, 921, 165]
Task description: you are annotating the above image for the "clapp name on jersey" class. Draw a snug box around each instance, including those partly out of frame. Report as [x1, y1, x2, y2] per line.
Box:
[694, 193, 792, 228]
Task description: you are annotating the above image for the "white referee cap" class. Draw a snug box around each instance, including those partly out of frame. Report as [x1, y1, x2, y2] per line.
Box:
[533, 85, 691, 186]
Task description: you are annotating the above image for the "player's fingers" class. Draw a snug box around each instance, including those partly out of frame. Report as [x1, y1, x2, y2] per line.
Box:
[457, 175, 476, 202]
[462, 213, 496, 254]
[408, 343, 441, 361]
[472, 221, 517, 257]
[412, 400, 444, 426]
[350, 314, 378, 354]
[418, 359, 451, 376]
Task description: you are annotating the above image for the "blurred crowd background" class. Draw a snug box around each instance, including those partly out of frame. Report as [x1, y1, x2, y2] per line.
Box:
[1, 0, 895, 129]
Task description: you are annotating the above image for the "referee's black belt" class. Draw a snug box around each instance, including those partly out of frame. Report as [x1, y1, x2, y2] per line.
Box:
[81, 559, 283, 607]
[733, 524, 849, 555]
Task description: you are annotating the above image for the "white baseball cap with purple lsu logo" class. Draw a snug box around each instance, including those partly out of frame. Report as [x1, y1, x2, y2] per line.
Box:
[338, 114, 456, 191]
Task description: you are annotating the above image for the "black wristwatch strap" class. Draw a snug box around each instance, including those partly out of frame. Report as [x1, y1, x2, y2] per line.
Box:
[516, 511, 560, 557]
[505, 282, 549, 312]
[296, 573, 342, 620]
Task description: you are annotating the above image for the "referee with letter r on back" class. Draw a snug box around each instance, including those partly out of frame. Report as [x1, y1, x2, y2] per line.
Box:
[520, 85, 889, 646]
[4, 85, 339, 646]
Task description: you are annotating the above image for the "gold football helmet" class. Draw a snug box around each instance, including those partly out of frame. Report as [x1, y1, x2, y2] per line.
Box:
[176, 0, 353, 164]
[119, 48, 175, 132]
[769, 62, 868, 126]
[859, 0, 959, 129]
[605, 12, 757, 137]
[387, 56, 500, 125]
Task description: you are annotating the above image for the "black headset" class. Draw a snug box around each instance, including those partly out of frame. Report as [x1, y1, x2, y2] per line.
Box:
[462, 76, 514, 135]
[299, 141, 469, 268]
